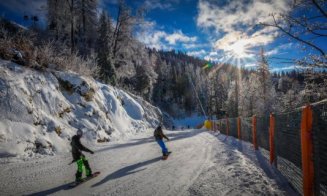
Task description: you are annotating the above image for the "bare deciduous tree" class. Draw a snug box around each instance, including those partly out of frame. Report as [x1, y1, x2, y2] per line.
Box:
[260, 0, 327, 67]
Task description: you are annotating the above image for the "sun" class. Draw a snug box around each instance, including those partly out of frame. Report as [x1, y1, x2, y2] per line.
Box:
[228, 40, 251, 58]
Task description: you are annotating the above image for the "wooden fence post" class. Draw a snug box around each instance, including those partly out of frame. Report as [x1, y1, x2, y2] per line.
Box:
[269, 113, 275, 165]
[301, 105, 314, 196]
[226, 118, 230, 136]
[237, 117, 241, 140]
[252, 115, 258, 150]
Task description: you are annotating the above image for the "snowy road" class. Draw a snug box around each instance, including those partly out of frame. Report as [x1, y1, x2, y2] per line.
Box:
[0, 129, 296, 196]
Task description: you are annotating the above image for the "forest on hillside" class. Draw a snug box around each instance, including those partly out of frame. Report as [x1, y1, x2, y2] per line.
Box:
[0, 0, 326, 119]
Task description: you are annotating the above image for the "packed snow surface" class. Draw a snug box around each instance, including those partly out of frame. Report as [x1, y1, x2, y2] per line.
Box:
[0, 129, 297, 196]
[0, 60, 161, 158]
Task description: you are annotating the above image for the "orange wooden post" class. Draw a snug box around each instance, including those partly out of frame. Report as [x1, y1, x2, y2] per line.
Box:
[301, 105, 314, 196]
[269, 113, 275, 165]
[237, 117, 241, 140]
[252, 115, 258, 150]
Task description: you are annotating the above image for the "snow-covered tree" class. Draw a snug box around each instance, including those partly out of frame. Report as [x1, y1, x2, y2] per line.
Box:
[47, 0, 70, 40]
[225, 80, 238, 117]
[96, 11, 116, 85]
[47, 0, 98, 55]
[255, 48, 275, 115]
[112, 1, 135, 63]
[75, 0, 98, 55]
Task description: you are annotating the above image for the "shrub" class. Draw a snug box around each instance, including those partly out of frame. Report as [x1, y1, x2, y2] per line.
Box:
[0, 24, 99, 77]
[83, 88, 96, 102]
[58, 107, 71, 118]
[54, 126, 62, 136]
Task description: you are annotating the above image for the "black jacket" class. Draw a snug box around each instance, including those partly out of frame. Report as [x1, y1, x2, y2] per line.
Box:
[71, 135, 93, 161]
[154, 126, 169, 141]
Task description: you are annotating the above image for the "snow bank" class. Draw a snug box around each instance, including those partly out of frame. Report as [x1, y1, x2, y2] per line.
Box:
[0, 60, 162, 158]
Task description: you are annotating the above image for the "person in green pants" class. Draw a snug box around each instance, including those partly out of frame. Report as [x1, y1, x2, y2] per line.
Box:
[71, 130, 95, 183]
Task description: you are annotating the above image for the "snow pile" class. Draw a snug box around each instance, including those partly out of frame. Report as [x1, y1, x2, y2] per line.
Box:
[0, 60, 161, 158]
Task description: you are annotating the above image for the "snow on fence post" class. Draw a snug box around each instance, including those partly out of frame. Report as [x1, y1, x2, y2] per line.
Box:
[300, 105, 314, 196]
[252, 115, 258, 150]
[269, 113, 275, 165]
[237, 117, 241, 140]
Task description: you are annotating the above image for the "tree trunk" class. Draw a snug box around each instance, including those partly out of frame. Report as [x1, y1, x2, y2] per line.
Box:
[82, 0, 86, 34]
[113, 6, 121, 59]
[69, 0, 75, 54]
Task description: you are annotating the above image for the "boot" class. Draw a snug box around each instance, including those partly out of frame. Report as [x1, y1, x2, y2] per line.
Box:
[75, 171, 83, 183]
[83, 159, 93, 177]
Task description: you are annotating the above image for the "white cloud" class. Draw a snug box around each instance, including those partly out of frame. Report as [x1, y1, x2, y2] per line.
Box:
[244, 63, 257, 68]
[165, 30, 197, 45]
[204, 50, 221, 62]
[183, 42, 209, 49]
[136, 21, 198, 50]
[271, 65, 306, 72]
[196, 0, 292, 59]
[137, 30, 168, 50]
[213, 28, 276, 58]
[266, 43, 294, 56]
[209, 51, 218, 56]
[266, 48, 279, 56]
[204, 56, 220, 62]
[187, 49, 206, 57]
[142, 0, 183, 11]
[197, 0, 290, 33]
[144, 0, 174, 11]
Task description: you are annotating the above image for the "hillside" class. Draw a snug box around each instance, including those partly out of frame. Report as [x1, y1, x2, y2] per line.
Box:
[0, 60, 162, 158]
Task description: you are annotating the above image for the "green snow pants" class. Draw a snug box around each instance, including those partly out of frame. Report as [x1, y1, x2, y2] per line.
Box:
[75, 155, 92, 181]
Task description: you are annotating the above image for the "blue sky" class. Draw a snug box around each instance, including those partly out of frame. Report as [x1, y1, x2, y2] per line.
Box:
[1, 0, 326, 71]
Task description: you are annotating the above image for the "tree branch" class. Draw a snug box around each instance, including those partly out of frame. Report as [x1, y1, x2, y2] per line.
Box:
[312, 0, 327, 18]
[261, 15, 325, 56]
[285, 15, 327, 36]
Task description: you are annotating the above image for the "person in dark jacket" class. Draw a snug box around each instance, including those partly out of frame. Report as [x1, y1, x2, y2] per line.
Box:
[71, 130, 94, 182]
[154, 125, 170, 156]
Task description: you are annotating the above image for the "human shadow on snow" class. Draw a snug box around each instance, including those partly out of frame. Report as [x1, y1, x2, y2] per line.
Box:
[28, 157, 162, 195]
[91, 156, 162, 187]
[27, 181, 75, 196]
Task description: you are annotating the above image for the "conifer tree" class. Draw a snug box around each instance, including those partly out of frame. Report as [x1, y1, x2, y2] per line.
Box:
[96, 11, 116, 85]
